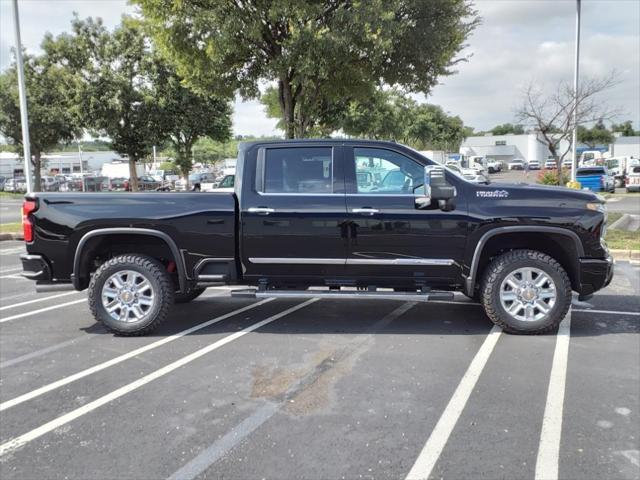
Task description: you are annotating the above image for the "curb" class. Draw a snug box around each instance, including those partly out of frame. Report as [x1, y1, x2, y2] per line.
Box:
[609, 213, 631, 231]
[611, 249, 640, 262]
[0, 232, 23, 241]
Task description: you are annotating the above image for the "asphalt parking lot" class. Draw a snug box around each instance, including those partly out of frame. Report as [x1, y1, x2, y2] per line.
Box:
[0, 240, 638, 480]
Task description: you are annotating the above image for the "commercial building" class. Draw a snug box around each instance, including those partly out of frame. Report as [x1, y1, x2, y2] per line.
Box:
[460, 132, 640, 164]
[460, 133, 570, 163]
[610, 135, 640, 159]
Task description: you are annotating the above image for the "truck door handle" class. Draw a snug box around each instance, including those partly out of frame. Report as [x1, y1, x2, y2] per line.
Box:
[352, 208, 379, 215]
[248, 207, 275, 215]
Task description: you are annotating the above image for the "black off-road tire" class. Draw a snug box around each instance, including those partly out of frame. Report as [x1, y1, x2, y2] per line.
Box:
[174, 287, 206, 304]
[480, 249, 572, 334]
[88, 254, 174, 336]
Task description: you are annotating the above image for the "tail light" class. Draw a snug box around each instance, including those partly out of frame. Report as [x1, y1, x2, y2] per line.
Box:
[21, 199, 37, 243]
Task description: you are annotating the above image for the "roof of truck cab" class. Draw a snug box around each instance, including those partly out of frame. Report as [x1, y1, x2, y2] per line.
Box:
[238, 138, 403, 149]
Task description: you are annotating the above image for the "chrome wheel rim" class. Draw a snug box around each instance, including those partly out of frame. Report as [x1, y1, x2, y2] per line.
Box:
[499, 267, 556, 322]
[101, 270, 155, 323]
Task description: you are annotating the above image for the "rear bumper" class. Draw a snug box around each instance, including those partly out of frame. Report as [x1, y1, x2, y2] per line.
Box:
[20, 254, 51, 281]
[20, 253, 75, 291]
[578, 255, 614, 297]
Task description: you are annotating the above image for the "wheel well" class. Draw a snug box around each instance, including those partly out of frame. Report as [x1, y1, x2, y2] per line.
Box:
[474, 232, 580, 291]
[75, 234, 182, 290]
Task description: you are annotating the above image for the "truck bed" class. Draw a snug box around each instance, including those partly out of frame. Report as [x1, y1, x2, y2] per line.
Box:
[26, 192, 237, 284]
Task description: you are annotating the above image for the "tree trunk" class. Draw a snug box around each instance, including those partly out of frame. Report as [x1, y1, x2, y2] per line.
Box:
[32, 151, 42, 192]
[128, 157, 139, 192]
[278, 79, 296, 139]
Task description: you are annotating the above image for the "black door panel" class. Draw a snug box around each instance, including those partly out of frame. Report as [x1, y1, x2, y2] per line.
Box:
[240, 145, 348, 281]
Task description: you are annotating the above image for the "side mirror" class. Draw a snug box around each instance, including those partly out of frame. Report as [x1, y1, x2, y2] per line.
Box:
[416, 166, 456, 209]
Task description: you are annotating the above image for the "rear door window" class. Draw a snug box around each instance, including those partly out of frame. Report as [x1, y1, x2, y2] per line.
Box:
[262, 147, 333, 194]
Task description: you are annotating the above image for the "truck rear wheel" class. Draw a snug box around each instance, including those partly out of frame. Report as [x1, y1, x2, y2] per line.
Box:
[88, 254, 174, 335]
[480, 249, 571, 334]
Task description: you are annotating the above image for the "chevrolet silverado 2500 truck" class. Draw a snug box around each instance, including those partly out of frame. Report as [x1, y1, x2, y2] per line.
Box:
[20, 140, 613, 335]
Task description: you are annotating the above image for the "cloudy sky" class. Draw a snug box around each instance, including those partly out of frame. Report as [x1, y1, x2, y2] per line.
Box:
[1, 0, 639, 136]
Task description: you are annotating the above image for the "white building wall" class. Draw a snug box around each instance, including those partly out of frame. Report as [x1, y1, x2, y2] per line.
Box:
[461, 133, 572, 162]
[610, 137, 640, 159]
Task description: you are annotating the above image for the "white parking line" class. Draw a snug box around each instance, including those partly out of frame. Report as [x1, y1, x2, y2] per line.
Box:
[0, 299, 86, 324]
[0, 274, 27, 280]
[573, 308, 640, 316]
[0, 298, 318, 456]
[0, 247, 25, 256]
[0, 291, 80, 311]
[169, 301, 416, 480]
[535, 313, 572, 480]
[0, 266, 22, 274]
[0, 334, 96, 369]
[405, 325, 502, 480]
[0, 298, 274, 411]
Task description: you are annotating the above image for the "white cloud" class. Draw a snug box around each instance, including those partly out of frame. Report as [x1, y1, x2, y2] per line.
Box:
[1, 0, 638, 136]
[427, 0, 640, 130]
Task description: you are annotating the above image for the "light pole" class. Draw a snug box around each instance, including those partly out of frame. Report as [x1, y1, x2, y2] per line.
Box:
[570, 0, 581, 183]
[11, 0, 33, 193]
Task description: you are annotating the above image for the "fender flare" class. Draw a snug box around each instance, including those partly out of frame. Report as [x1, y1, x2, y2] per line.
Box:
[465, 226, 585, 295]
[72, 227, 187, 292]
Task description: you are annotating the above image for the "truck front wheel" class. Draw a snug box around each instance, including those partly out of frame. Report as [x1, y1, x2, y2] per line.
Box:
[480, 250, 571, 334]
[88, 254, 174, 335]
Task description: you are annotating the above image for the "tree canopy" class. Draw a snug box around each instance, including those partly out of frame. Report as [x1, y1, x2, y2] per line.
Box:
[490, 123, 525, 135]
[578, 119, 614, 148]
[341, 89, 468, 151]
[136, 0, 479, 138]
[0, 53, 80, 189]
[611, 120, 639, 137]
[43, 15, 233, 190]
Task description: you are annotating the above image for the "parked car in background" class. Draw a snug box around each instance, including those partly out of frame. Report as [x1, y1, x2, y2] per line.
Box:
[215, 174, 235, 191]
[576, 166, 615, 193]
[40, 176, 60, 192]
[625, 165, 640, 193]
[528, 160, 541, 170]
[562, 158, 574, 169]
[486, 160, 502, 173]
[0, 175, 6, 191]
[14, 177, 27, 192]
[3, 177, 15, 192]
[446, 163, 490, 185]
[125, 176, 162, 191]
[508, 159, 526, 170]
[109, 177, 128, 191]
[175, 172, 215, 192]
[84, 176, 110, 192]
[544, 160, 558, 169]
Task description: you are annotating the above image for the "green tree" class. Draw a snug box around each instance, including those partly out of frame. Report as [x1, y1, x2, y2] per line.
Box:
[153, 61, 232, 183]
[44, 17, 163, 191]
[490, 123, 525, 135]
[611, 120, 638, 136]
[136, 0, 479, 138]
[0, 54, 80, 190]
[578, 120, 614, 148]
[342, 89, 468, 151]
[342, 89, 406, 141]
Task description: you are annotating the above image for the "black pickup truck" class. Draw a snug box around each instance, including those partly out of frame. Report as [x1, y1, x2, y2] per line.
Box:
[20, 140, 613, 335]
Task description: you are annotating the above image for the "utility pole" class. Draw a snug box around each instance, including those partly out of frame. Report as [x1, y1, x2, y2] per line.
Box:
[77, 141, 85, 192]
[570, 0, 581, 183]
[11, 0, 33, 193]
